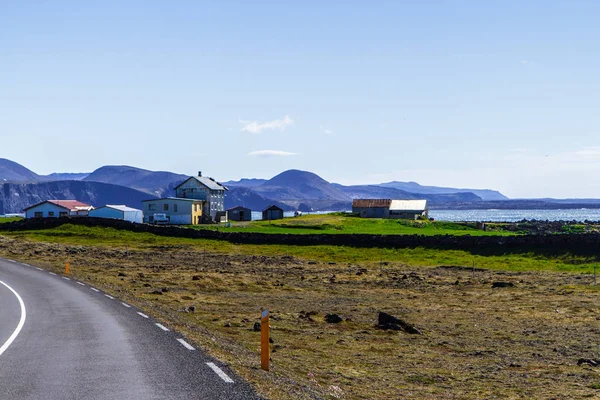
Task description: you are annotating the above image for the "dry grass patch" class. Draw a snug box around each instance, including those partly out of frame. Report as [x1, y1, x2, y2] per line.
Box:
[1, 234, 600, 399]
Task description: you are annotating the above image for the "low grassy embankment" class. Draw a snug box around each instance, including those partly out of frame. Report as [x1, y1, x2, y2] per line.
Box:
[0, 217, 22, 224]
[1, 223, 600, 399]
[193, 213, 517, 236]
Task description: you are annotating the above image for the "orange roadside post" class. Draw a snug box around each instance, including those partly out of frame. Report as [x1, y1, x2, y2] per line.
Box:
[65, 261, 70, 275]
[261, 309, 269, 371]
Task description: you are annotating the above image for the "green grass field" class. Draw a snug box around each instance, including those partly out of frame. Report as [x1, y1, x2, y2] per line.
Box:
[194, 213, 516, 236]
[0, 217, 22, 224]
[3, 223, 597, 274]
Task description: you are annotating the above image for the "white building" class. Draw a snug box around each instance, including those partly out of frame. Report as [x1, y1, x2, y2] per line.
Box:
[88, 205, 143, 223]
[24, 200, 94, 218]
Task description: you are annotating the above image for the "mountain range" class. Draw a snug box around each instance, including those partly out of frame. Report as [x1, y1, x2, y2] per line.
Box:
[1, 157, 595, 215]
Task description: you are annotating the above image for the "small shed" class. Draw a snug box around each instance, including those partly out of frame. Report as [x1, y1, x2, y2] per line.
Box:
[227, 206, 252, 221]
[88, 205, 144, 224]
[262, 205, 284, 221]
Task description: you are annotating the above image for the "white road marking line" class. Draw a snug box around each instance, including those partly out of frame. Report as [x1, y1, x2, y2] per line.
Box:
[105, 294, 114, 299]
[49, 272, 57, 276]
[206, 362, 234, 383]
[177, 339, 195, 350]
[22, 264, 30, 267]
[121, 302, 131, 308]
[0, 281, 26, 358]
[35, 267, 43, 271]
[90, 288, 100, 292]
[137, 312, 149, 318]
[6, 260, 15, 263]
[155, 323, 169, 331]
[63, 277, 70, 280]
[77, 282, 85, 286]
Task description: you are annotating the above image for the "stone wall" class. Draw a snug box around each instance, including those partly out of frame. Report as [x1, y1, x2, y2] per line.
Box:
[2, 217, 600, 256]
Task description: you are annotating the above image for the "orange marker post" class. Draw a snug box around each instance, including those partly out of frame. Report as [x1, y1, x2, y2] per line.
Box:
[65, 261, 70, 275]
[261, 309, 269, 371]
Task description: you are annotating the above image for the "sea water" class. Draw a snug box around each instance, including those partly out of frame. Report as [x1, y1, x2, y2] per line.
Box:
[251, 209, 600, 222]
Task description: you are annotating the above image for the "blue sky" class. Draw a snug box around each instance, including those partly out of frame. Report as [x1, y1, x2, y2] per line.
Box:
[2, 1, 600, 198]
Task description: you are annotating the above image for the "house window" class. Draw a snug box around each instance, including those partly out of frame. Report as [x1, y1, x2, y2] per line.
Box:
[34, 212, 43, 218]
[59, 212, 68, 217]
[164, 204, 169, 211]
[174, 204, 178, 212]
[48, 212, 55, 217]
[148, 204, 156, 211]
[194, 204, 197, 212]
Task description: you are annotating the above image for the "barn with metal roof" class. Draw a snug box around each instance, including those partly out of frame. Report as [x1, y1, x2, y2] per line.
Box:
[352, 199, 428, 219]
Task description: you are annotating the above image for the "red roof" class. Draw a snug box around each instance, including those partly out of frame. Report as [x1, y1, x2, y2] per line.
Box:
[352, 199, 392, 208]
[24, 199, 92, 211]
[47, 200, 92, 210]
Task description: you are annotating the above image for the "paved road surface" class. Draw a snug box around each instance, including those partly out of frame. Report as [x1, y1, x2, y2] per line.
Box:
[0, 257, 261, 399]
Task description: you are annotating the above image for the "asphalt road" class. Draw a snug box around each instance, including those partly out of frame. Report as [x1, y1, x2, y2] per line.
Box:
[0, 257, 261, 399]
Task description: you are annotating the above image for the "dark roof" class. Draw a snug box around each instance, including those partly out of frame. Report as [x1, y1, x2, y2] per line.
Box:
[263, 205, 284, 212]
[227, 205, 251, 211]
[24, 199, 92, 211]
[352, 199, 392, 208]
[174, 176, 228, 191]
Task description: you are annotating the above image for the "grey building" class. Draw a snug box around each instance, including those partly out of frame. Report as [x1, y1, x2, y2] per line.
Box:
[262, 205, 284, 221]
[174, 171, 228, 222]
[227, 206, 252, 221]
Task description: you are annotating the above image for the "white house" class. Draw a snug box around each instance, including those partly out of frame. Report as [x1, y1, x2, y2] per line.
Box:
[88, 205, 143, 223]
[23, 200, 94, 218]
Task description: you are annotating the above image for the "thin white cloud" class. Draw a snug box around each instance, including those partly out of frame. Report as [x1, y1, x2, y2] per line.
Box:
[240, 115, 294, 134]
[320, 125, 333, 135]
[248, 150, 298, 158]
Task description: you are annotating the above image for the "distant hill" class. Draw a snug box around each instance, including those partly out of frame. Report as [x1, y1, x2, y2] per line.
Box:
[84, 165, 188, 197]
[378, 181, 508, 201]
[335, 184, 482, 205]
[225, 187, 294, 211]
[0, 158, 41, 182]
[43, 172, 90, 181]
[11, 158, 600, 214]
[223, 178, 267, 188]
[253, 170, 350, 201]
[0, 181, 155, 214]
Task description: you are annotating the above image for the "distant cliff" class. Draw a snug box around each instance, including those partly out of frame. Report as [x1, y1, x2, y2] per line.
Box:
[0, 181, 155, 214]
